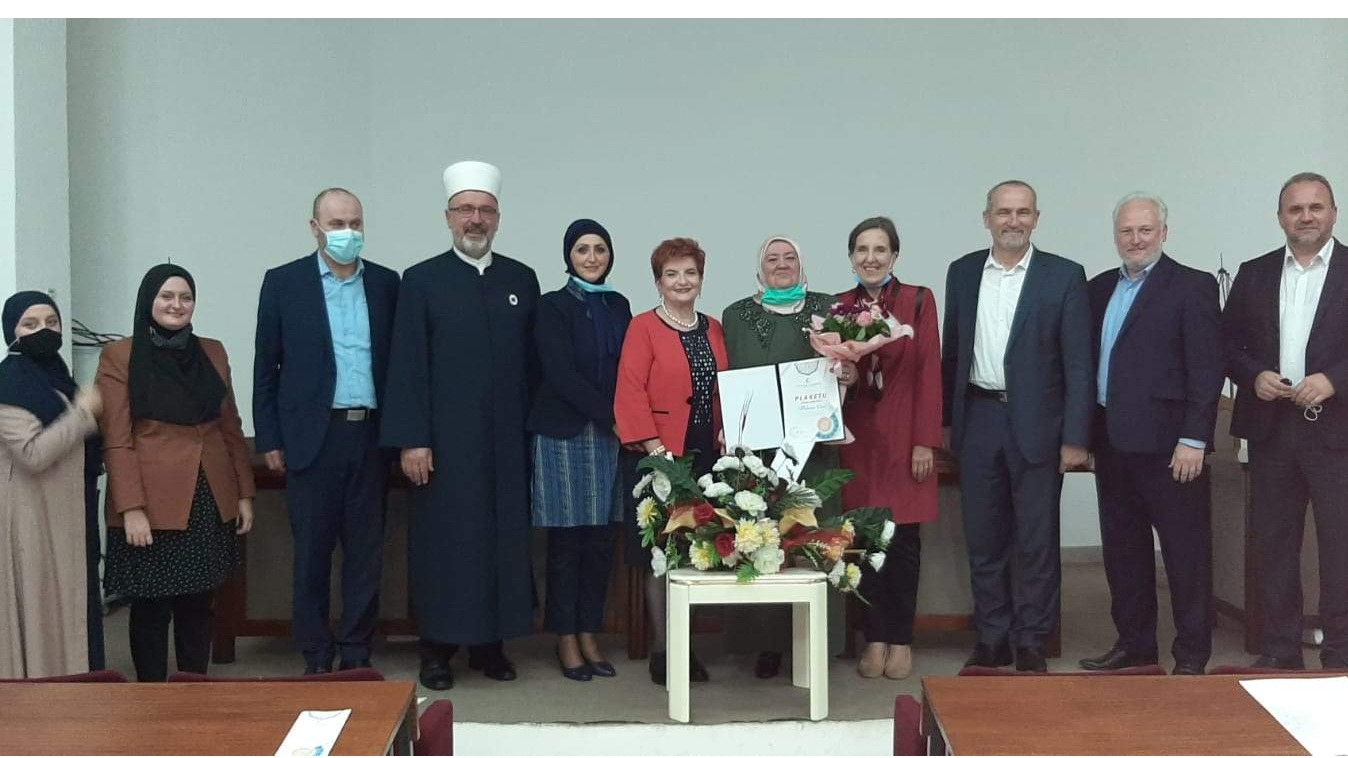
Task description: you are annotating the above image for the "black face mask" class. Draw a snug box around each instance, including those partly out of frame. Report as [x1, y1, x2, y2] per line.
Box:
[10, 328, 63, 358]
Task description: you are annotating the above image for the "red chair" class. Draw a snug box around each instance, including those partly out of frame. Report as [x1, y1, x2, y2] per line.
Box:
[0, 670, 129, 683]
[414, 700, 454, 756]
[893, 694, 923, 756]
[959, 664, 1166, 677]
[166, 668, 385, 683]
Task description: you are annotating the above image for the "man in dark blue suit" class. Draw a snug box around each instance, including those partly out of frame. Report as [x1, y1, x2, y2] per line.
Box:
[942, 180, 1093, 672]
[1080, 193, 1223, 675]
[253, 188, 399, 674]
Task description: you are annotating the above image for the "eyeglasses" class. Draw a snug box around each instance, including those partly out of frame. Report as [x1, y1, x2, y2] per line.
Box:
[448, 204, 499, 219]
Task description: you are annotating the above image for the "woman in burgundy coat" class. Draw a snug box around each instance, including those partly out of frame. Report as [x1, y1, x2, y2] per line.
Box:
[836, 216, 942, 680]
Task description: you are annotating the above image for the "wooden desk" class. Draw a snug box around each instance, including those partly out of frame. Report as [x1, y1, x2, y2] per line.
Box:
[0, 680, 418, 755]
[920, 674, 1319, 755]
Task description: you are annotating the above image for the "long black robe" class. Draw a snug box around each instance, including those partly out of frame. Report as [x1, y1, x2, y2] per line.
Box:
[380, 250, 540, 644]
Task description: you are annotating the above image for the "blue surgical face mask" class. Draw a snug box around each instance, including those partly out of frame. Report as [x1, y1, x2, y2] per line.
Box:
[321, 228, 364, 265]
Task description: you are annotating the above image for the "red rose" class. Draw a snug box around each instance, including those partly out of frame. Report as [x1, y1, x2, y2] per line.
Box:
[692, 502, 715, 526]
[714, 533, 736, 558]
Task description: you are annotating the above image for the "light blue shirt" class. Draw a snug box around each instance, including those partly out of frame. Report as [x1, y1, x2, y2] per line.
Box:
[318, 253, 376, 409]
[1097, 258, 1202, 449]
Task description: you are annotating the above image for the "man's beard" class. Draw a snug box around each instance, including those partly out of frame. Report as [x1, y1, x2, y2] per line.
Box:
[457, 234, 492, 259]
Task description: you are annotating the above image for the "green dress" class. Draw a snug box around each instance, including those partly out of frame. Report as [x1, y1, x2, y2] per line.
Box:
[720, 292, 846, 656]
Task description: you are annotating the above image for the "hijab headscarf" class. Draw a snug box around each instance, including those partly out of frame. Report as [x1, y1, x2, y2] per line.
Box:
[754, 236, 809, 315]
[127, 264, 225, 425]
[0, 291, 78, 426]
[563, 219, 623, 363]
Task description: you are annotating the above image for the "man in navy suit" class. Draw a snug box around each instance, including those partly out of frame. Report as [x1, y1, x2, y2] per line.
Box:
[254, 188, 399, 674]
[942, 180, 1093, 672]
[1080, 193, 1223, 675]
[1225, 172, 1348, 670]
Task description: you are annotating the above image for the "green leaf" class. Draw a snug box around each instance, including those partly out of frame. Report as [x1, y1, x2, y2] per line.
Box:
[636, 454, 703, 502]
[807, 469, 855, 504]
[736, 563, 760, 583]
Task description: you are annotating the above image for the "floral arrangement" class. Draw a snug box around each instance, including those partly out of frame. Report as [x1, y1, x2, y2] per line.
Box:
[634, 447, 895, 597]
[804, 299, 914, 364]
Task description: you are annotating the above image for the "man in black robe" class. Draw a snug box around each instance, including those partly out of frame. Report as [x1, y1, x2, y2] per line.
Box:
[380, 160, 539, 689]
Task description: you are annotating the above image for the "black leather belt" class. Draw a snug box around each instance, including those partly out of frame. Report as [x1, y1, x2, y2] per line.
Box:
[968, 385, 1008, 403]
[331, 408, 375, 421]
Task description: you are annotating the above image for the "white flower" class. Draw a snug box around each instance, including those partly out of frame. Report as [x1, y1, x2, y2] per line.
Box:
[785, 480, 821, 510]
[742, 454, 770, 478]
[721, 546, 739, 568]
[690, 541, 717, 571]
[844, 564, 863, 590]
[751, 546, 785, 575]
[635, 498, 658, 529]
[735, 519, 765, 554]
[734, 490, 768, 516]
[712, 455, 743, 472]
[632, 472, 653, 498]
[652, 471, 672, 501]
[703, 481, 735, 499]
[650, 546, 668, 578]
[697, 473, 714, 490]
[756, 519, 781, 549]
[868, 551, 887, 572]
[881, 520, 896, 542]
[827, 560, 845, 586]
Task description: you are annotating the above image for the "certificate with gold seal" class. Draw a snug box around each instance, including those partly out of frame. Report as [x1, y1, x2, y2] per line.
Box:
[776, 357, 845, 444]
[718, 357, 844, 452]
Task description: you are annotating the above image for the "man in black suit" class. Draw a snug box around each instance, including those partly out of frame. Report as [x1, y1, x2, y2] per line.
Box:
[1225, 171, 1348, 670]
[1080, 193, 1223, 675]
[253, 188, 399, 674]
[942, 180, 1094, 672]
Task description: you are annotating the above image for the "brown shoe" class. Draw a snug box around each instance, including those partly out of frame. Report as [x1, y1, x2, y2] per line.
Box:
[884, 645, 913, 679]
[858, 642, 886, 678]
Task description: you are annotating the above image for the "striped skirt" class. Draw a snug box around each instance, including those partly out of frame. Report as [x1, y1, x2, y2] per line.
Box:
[531, 422, 622, 528]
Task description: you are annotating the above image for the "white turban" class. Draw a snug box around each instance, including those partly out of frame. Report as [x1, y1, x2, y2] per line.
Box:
[442, 160, 502, 202]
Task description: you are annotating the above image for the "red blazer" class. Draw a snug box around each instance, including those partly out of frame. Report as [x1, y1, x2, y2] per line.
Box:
[614, 310, 728, 456]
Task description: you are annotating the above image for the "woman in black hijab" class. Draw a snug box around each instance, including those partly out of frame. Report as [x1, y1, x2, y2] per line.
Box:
[97, 264, 256, 682]
[0, 291, 103, 678]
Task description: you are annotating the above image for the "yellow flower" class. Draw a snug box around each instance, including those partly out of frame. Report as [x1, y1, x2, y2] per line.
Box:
[690, 541, 717, 571]
[844, 563, 862, 589]
[636, 498, 658, 529]
[841, 519, 856, 537]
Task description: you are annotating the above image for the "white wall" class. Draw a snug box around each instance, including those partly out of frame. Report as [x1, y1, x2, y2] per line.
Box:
[65, 19, 1348, 546]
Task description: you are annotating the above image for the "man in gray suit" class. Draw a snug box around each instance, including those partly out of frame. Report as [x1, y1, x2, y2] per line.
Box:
[941, 180, 1094, 672]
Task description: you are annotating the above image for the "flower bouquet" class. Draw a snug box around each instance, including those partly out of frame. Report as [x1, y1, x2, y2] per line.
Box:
[633, 447, 894, 598]
[804, 299, 914, 368]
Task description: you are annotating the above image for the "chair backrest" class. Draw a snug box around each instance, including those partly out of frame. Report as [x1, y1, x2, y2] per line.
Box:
[166, 668, 385, 683]
[893, 694, 923, 756]
[958, 664, 1166, 677]
[414, 700, 454, 756]
[0, 670, 129, 684]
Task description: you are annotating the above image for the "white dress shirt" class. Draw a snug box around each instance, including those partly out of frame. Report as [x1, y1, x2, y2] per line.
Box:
[454, 246, 494, 276]
[1278, 237, 1335, 384]
[970, 245, 1034, 390]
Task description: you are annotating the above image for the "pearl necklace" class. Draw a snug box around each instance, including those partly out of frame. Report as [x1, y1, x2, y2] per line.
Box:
[660, 302, 698, 330]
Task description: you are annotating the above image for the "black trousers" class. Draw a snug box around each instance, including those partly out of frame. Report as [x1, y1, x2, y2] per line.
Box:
[419, 639, 504, 663]
[1094, 437, 1212, 666]
[1249, 407, 1348, 667]
[285, 415, 388, 667]
[543, 525, 615, 635]
[859, 523, 921, 645]
[958, 393, 1063, 648]
[85, 480, 105, 671]
[128, 590, 213, 682]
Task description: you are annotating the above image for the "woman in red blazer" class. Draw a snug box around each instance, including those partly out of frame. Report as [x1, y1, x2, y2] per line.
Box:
[614, 237, 727, 686]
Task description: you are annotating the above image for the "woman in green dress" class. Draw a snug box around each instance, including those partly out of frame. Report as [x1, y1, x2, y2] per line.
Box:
[720, 236, 857, 677]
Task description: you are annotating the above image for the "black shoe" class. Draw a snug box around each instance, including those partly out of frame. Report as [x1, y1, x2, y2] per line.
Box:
[1015, 646, 1048, 673]
[303, 662, 333, 675]
[1172, 662, 1205, 675]
[1251, 654, 1305, 670]
[338, 658, 372, 671]
[1079, 647, 1159, 671]
[584, 658, 617, 677]
[964, 641, 1013, 668]
[556, 648, 592, 682]
[754, 651, 783, 679]
[649, 652, 667, 686]
[469, 652, 518, 681]
[418, 658, 454, 690]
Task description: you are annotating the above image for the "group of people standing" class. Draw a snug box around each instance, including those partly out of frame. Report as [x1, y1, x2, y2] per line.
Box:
[1, 164, 1342, 690]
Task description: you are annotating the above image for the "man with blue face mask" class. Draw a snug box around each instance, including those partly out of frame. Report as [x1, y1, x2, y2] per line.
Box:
[253, 187, 400, 674]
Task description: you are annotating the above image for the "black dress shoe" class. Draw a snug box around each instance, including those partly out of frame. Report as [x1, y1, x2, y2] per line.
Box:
[1079, 647, 1159, 671]
[1015, 646, 1048, 673]
[418, 659, 454, 691]
[303, 662, 333, 675]
[964, 641, 1013, 668]
[649, 651, 667, 686]
[556, 648, 592, 682]
[754, 651, 783, 679]
[584, 658, 617, 677]
[1251, 654, 1305, 670]
[1172, 662, 1205, 675]
[338, 658, 372, 671]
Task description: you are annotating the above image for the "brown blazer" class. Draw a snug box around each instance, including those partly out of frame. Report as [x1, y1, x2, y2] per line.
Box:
[96, 337, 256, 530]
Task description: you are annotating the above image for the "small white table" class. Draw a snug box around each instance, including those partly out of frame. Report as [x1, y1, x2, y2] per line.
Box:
[665, 567, 829, 723]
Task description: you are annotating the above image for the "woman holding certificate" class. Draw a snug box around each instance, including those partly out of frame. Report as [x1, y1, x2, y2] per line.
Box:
[614, 237, 728, 686]
[528, 219, 632, 682]
[720, 236, 857, 678]
[836, 217, 941, 680]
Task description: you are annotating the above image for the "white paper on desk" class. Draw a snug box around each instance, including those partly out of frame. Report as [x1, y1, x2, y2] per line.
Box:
[1240, 677, 1348, 755]
[274, 709, 352, 757]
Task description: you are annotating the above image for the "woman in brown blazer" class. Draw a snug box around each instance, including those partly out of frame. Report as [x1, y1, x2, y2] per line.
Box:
[96, 264, 255, 682]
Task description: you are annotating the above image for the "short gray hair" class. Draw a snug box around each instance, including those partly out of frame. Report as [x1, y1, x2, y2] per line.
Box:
[985, 180, 1037, 213]
[1113, 192, 1168, 227]
[1278, 171, 1336, 210]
